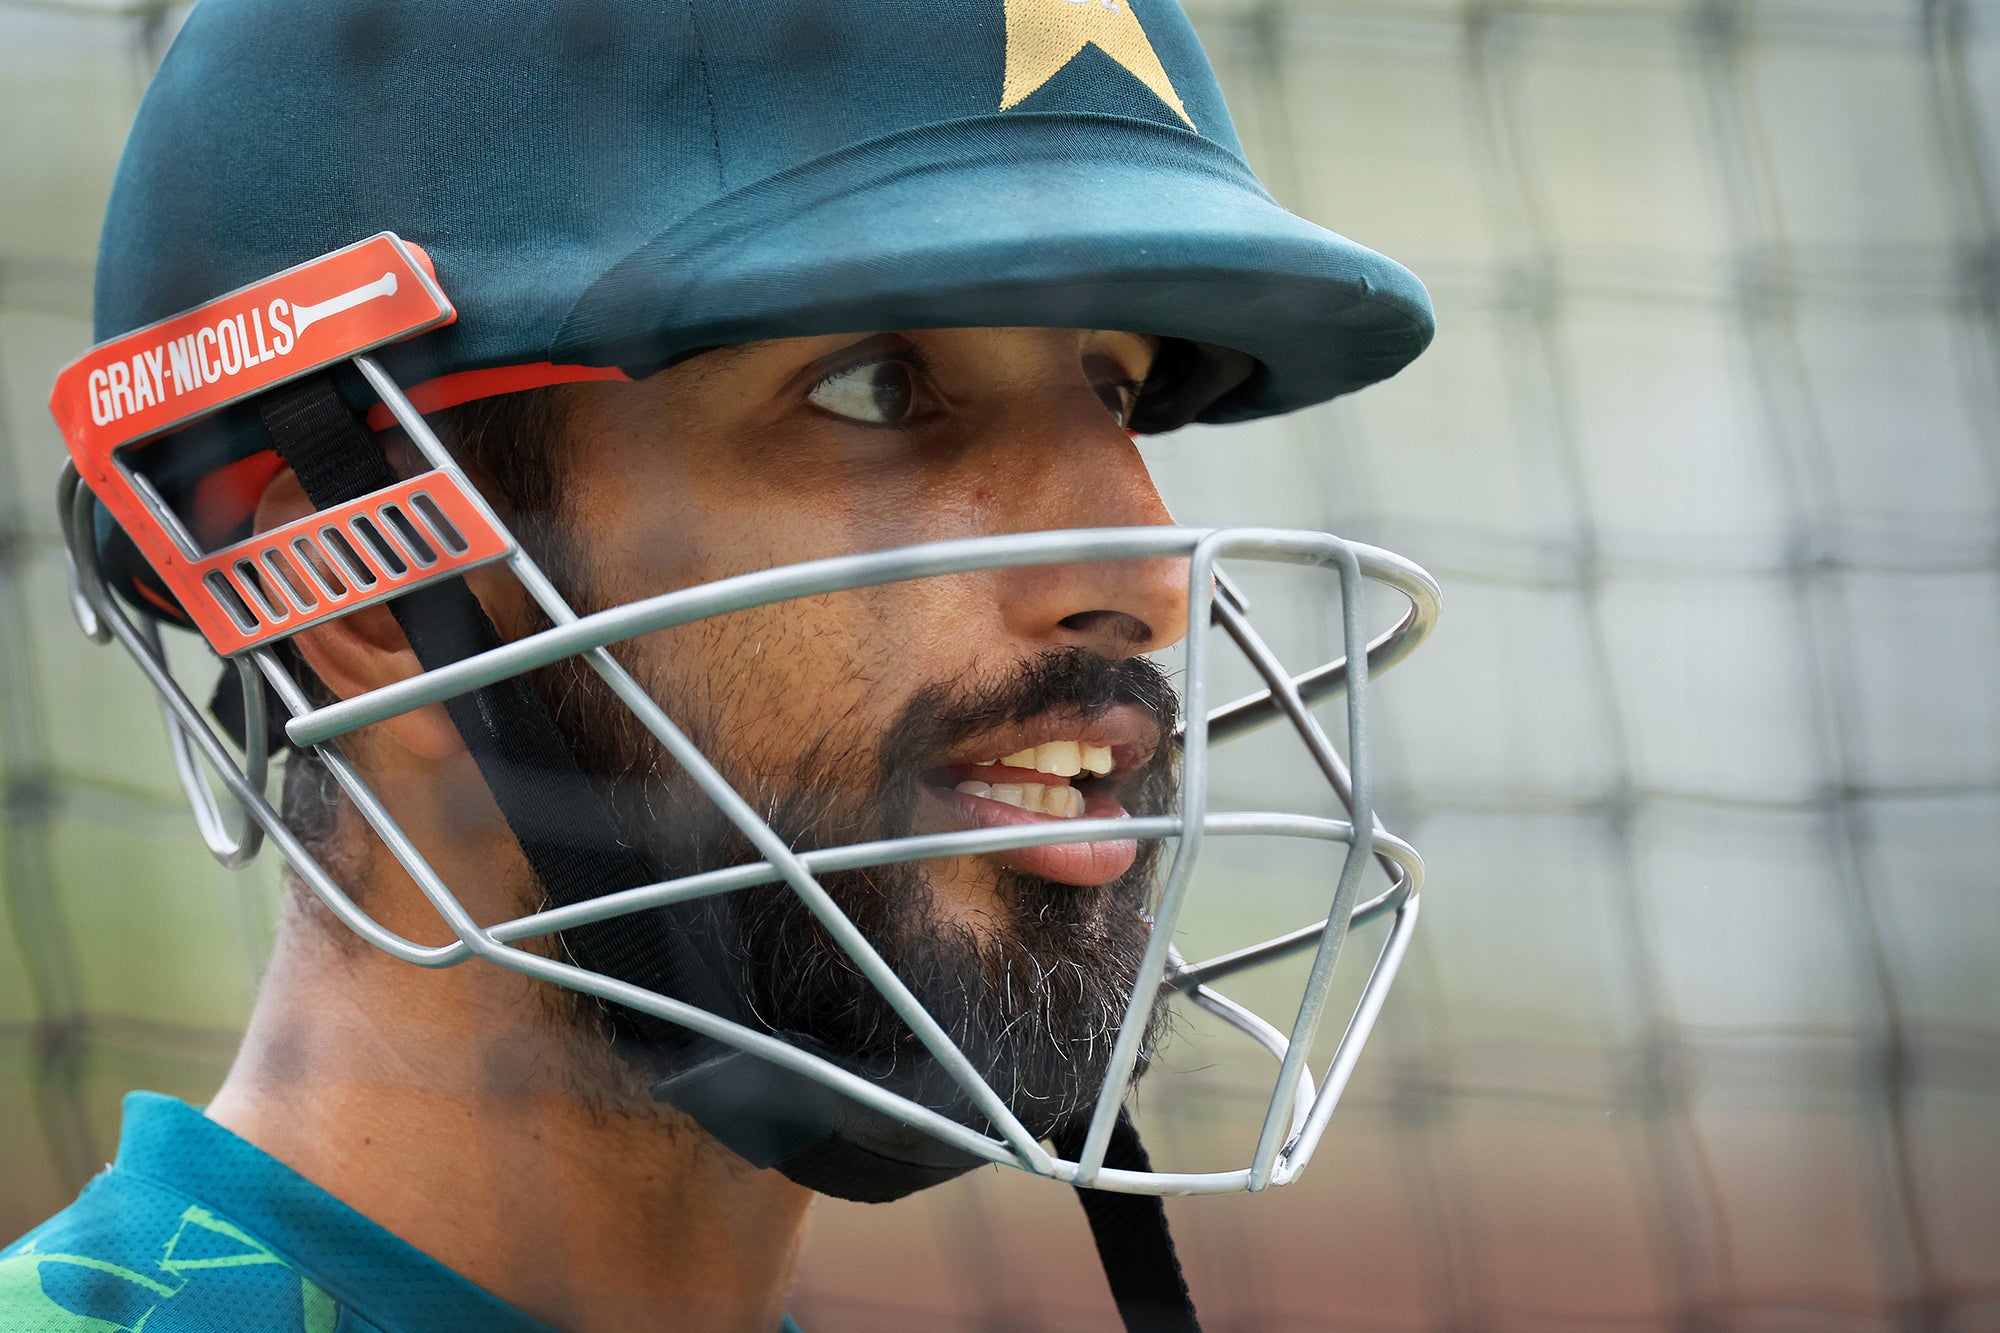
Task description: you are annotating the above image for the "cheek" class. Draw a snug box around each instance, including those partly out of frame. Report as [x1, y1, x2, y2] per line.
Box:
[633, 603, 888, 776]
[607, 485, 903, 604]
[578, 454, 1011, 776]
[636, 578, 1000, 777]
[609, 511, 721, 597]
[755, 447, 998, 561]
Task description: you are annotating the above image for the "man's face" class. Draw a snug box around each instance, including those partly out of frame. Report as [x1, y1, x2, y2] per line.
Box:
[521, 327, 1192, 1130]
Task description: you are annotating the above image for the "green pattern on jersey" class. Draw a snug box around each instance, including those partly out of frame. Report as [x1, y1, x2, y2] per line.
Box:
[0, 1206, 335, 1332]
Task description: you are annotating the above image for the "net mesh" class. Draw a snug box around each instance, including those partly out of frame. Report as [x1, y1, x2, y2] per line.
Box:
[2, 1, 1996, 1328]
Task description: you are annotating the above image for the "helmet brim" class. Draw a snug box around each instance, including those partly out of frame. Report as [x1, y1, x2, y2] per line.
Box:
[548, 113, 1434, 425]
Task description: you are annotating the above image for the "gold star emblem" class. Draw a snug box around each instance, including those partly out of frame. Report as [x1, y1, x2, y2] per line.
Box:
[1000, 0, 1195, 131]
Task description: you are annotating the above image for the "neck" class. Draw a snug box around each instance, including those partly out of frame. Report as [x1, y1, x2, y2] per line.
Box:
[207, 889, 813, 1333]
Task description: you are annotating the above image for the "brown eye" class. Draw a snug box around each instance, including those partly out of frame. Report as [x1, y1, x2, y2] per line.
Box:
[808, 358, 916, 425]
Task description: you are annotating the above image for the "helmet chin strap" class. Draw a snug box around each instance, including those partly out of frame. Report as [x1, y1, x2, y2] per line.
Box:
[1052, 1114, 1202, 1333]
[248, 372, 1199, 1331]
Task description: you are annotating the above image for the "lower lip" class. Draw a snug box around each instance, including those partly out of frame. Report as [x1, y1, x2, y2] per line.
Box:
[926, 786, 1138, 887]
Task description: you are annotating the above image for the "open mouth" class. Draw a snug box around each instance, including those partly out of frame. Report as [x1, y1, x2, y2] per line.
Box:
[920, 708, 1160, 888]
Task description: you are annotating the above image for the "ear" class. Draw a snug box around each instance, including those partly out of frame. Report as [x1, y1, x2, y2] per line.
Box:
[254, 466, 466, 761]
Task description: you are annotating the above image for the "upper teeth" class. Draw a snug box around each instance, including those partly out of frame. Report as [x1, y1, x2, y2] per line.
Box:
[993, 741, 1113, 776]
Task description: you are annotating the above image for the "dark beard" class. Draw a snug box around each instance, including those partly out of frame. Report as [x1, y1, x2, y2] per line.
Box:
[538, 642, 1181, 1139]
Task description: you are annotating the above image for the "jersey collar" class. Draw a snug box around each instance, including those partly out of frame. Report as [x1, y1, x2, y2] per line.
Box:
[114, 1092, 556, 1333]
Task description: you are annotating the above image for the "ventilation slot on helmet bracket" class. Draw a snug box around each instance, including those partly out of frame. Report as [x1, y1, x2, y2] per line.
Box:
[261, 548, 319, 612]
[179, 473, 511, 656]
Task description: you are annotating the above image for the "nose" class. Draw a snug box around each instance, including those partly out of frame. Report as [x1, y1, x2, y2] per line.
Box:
[994, 417, 1192, 660]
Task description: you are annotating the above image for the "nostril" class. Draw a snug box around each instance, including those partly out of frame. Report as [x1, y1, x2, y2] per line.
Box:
[1058, 610, 1154, 654]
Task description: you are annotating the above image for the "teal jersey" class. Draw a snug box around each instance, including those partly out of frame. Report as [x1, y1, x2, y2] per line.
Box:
[2, 1093, 804, 1333]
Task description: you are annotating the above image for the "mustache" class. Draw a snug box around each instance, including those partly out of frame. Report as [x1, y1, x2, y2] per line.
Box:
[875, 647, 1180, 824]
[569, 645, 1183, 856]
[892, 646, 1178, 750]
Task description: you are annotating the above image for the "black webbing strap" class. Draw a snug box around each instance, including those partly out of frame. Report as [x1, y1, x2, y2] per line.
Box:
[255, 373, 746, 1051]
[1053, 1111, 1202, 1332]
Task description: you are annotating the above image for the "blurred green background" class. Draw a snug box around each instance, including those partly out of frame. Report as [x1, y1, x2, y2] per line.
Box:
[5, 1, 1999, 1329]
